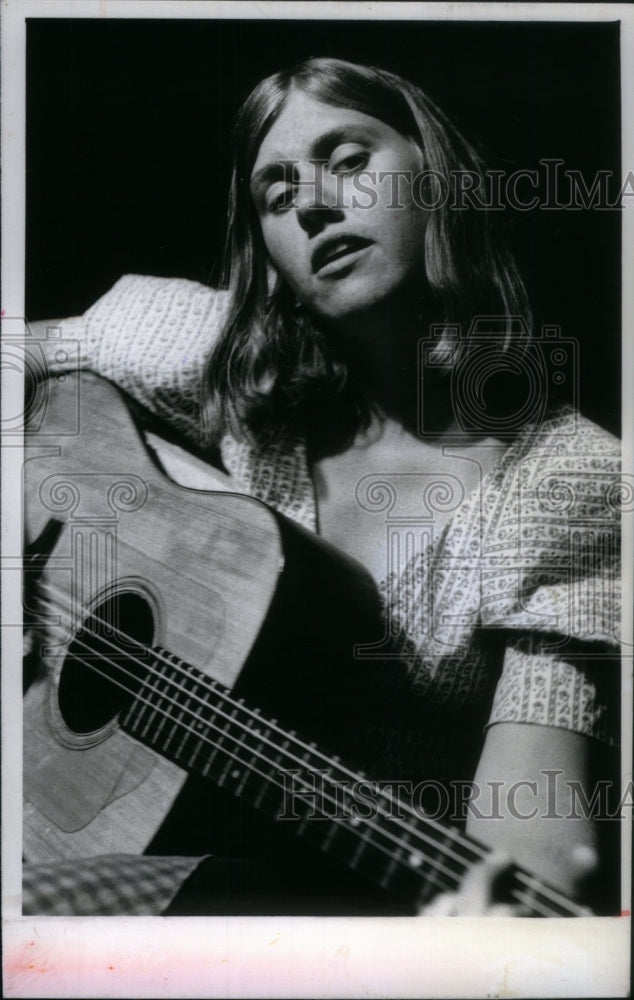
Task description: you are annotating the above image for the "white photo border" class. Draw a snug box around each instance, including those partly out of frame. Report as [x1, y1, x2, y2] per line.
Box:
[2, 3, 632, 997]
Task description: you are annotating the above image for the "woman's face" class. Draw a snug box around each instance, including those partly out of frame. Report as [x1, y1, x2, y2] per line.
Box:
[250, 89, 429, 330]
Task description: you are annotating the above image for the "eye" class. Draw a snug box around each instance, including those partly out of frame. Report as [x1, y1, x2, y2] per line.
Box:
[265, 183, 294, 214]
[330, 145, 370, 174]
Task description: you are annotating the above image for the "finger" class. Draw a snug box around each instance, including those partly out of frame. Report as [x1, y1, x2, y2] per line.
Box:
[572, 843, 598, 870]
[564, 844, 599, 913]
[456, 852, 513, 914]
[570, 843, 600, 885]
[488, 903, 521, 917]
[420, 892, 459, 916]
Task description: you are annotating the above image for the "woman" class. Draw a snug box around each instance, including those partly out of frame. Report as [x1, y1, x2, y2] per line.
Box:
[23, 58, 621, 916]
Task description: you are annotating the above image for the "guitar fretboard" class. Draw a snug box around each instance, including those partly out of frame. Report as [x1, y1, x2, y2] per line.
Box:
[120, 647, 584, 916]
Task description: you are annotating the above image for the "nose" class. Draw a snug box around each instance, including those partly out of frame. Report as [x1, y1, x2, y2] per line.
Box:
[295, 165, 344, 236]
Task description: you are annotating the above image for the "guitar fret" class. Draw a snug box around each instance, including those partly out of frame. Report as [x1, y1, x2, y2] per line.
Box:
[171, 676, 199, 760]
[408, 828, 464, 905]
[133, 657, 560, 915]
[379, 847, 410, 889]
[141, 659, 173, 741]
[27, 371, 585, 920]
[216, 708, 241, 786]
[187, 680, 217, 770]
[138, 704, 159, 741]
[294, 797, 321, 838]
[234, 713, 263, 796]
[136, 666, 158, 739]
[377, 844, 402, 889]
[372, 823, 416, 894]
[115, 651, 581, 917]
[428, 829, 467, 894]
[154, 655, 186, 754]
[123, 655, 164, 738]
[242, 717, 294, 809]
[366, 791, 409, 891]
[294, 749, 331, 837]
[146, 657, 179, 748]
[247, 723, 265, 799]
[200, 695, 231, 778]
[320, 818, 341, 852]
[348, 823, 371, 870]
[306, 817, 364, 867]
[257, 735, 291, 812]
[399, 830, 425, 873]
[253, 763, 270, 808]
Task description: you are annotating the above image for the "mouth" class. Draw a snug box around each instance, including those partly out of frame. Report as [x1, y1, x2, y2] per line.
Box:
[311, 235, 373, 275]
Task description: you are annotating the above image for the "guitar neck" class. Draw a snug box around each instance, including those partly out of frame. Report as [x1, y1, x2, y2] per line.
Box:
[120, 647, 584, 917]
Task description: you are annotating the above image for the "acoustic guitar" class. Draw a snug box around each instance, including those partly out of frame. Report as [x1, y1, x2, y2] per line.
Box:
[22, 373, 586, 915]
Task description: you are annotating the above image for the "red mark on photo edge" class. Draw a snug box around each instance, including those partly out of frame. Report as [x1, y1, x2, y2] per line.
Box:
[1, 309, 5, 316]
[619, 909, 630, 917]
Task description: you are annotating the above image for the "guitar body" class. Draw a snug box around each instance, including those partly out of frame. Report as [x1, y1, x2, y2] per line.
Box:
[22, 375, 595, 917]
[23, 373, 385, 863]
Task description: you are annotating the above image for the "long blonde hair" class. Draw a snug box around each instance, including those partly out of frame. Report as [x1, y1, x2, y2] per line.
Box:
[207, 57, 531, 448]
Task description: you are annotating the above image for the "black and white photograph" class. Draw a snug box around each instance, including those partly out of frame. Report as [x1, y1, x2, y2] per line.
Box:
[2, 2, 632, 997]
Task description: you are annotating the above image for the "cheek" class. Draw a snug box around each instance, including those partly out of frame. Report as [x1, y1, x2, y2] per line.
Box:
[261, 225, 304, 289]
[371, 168, 428, 249]
[404, 207, 430, 258]
[377, 202, 428, 271]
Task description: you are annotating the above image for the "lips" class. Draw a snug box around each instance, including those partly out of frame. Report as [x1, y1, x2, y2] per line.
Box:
[311, 235, 373, 274]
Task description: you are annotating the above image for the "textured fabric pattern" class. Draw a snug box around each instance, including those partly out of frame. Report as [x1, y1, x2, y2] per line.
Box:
[22, 854, 201, 916]
[68, 275, 620, 746]
[379, 405, 621, 746]
[220, 432, 317, 531]
[26, 273, 621, 914]
[82, 273, 231, 444]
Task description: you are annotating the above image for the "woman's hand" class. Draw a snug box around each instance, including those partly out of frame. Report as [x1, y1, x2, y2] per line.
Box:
[421, 853, 523, 916]
[420, 844, 598, 916]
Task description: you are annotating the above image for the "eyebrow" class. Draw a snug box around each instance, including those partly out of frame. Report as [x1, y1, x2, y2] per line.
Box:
[250, 123, 381, 194]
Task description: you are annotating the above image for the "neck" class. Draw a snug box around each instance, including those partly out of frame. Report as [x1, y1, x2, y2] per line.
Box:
[329, 297, 428, 434]
[327, 300, 460, 441]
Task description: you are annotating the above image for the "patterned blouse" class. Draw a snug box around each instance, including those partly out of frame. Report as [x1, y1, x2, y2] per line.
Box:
[23, 274, 622, 915]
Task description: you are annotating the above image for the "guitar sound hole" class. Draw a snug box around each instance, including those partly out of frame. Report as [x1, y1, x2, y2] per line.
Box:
[58, 592, 155, 734]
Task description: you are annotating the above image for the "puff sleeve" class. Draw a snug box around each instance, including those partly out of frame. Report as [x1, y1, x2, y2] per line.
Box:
[29, 274, 231, 447]
[482, 410, 622, 745]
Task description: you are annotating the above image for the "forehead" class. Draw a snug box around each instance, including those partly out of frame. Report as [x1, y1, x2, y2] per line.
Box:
[251, 90, 397, 175]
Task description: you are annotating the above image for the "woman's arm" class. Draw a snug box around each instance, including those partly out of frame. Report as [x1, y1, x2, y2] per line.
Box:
[424, 720, 620, 915]
[467, 721, 618, 903]
[25, 275, 231, 448]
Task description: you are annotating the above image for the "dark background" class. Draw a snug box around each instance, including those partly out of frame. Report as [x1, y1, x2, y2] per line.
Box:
[26, 18, 621, 434]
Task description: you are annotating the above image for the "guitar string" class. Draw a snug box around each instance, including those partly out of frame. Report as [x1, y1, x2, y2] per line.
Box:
[61, 644, 568, 916]
[34, 591, 465, 899]
[35, 583, 587, 917]
[64, 646, 463, 899]
[34, 583, 582, 916]
[35, 582, 483, 869]
[31, 584, 582, 915]
[33, 581, 491, 872]
[49, 643, 464, 898]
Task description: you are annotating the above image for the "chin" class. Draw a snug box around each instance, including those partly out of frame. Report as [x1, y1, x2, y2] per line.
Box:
[312, 275, 399, 326]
